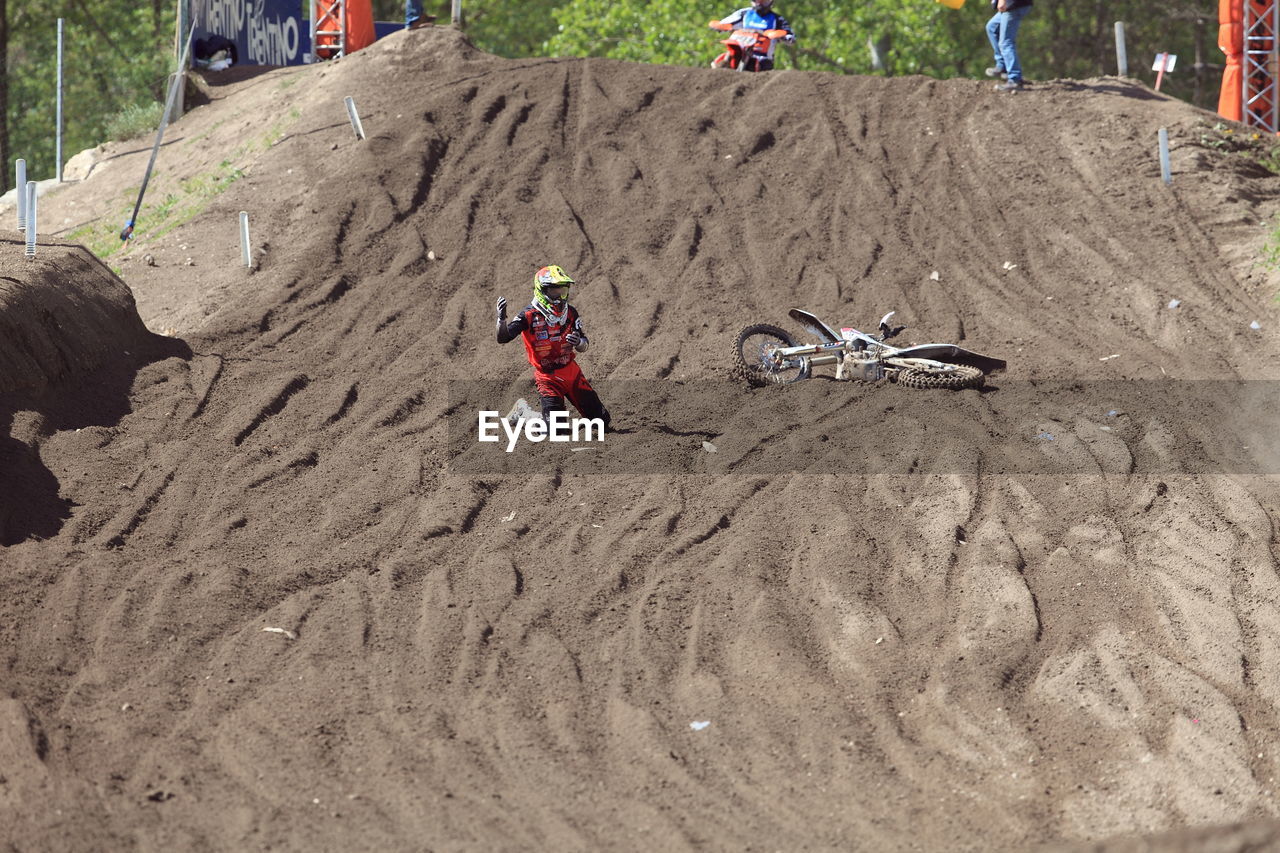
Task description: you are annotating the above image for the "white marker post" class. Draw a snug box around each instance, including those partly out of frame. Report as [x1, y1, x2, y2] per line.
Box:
[452, 0, 461, 26]
[306, 0, 315, 62]
[56, 19, 64, 181]
[239, 211, 252, 266]
[15, 159, 26, 231]
[1158, 127, 1172, 185]
[344, 96, 366, 140]
[1152, 52, 1176, 92]
[1114, 22, 1128, 77]
[25, 181, 37, 257]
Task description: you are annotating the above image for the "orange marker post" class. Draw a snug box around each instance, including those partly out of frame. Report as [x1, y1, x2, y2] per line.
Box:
[1153, 52, 1177, 91]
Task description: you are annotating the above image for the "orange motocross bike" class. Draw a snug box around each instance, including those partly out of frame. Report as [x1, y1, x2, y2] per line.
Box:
[708, 20, 789, 71]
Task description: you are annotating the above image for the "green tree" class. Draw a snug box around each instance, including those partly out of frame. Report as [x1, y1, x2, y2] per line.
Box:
[543, 0, 1219, 108]
[1018, 0, 1217, 107]
[369, 0, 562, 55]
[466, 0, 563, 57]
[544, 0, 978, 75]
[7, 0, 176, 184]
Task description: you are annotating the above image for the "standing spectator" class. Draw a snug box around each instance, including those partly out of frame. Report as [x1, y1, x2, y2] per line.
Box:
[405, 0, 436, 29]
[985, 0, 1032, 92]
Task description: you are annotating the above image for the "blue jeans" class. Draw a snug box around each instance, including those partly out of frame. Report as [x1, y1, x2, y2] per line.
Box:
[405, 0, 423, 28]
[986, 6, 1030, 82]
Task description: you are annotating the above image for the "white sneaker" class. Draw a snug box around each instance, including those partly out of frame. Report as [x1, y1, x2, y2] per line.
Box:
[505, 398, 540, 425]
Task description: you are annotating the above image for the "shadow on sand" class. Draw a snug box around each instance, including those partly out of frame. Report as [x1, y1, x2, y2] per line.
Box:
[0, 334, 191, 546]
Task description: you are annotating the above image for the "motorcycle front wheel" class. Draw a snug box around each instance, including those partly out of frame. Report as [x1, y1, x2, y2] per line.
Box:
[733, 323, 809, 387]
[895, 364, 985, 390]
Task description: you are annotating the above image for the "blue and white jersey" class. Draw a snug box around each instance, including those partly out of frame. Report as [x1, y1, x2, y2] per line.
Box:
[717, 7, 795, 58]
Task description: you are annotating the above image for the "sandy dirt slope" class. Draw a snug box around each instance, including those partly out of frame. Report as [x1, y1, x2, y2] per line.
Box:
[4, 25, 1280, 851]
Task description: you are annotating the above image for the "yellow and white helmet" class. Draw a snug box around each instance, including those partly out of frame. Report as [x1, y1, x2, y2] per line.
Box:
[533, 265, 574, 321]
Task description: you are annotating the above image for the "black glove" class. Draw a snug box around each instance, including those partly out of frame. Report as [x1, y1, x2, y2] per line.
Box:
[495, 296, 507, 329]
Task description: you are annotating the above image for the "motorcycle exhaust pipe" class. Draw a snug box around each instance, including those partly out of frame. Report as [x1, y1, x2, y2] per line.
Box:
[778, 342, 846, 357]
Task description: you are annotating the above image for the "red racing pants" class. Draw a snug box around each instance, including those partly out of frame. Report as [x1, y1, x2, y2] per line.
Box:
[534, 361, 610, 428]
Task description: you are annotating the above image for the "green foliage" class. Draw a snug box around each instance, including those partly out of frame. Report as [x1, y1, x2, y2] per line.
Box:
[826, 0, 975, 77]
[1021, 0, 1218, 107]
[104, 100, 165, 141]
[65, 101, 289, 263]
[540, 0, 1218, 101]
[66, 186, 141, 258]
[67, 158, 245, 257]
[547, 0, 704, 65]
[367, 0, 564, 54]
[1197, 119, 1280, 175]
[1260, 216, 1280, 297]
[464, 0, 564, 56]
[537, 0, 983, 78]
[6, 0, 176, 186]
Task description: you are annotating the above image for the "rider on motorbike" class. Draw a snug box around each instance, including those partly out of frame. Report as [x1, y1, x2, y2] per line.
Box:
[710, 0, 795, 71]
[496, 265, 612, 430]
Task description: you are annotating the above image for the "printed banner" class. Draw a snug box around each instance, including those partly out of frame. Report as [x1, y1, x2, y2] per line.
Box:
[193, 0, 310, 67]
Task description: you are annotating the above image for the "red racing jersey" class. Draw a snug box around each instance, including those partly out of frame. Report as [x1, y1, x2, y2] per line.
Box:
[497, 304, 589, 372]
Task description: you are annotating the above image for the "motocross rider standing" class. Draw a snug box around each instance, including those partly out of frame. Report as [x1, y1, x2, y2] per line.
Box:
[710, 0, 795, 70]
[496, 265, 612, 430]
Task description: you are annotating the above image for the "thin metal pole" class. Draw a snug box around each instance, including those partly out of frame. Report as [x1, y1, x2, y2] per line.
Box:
[451, 0, 461, 26]
[1114, 22, 1128, 77]
[1158, 127, 1172, 185]
[344, 96, 366, 139]
[25, 182, 37, 257]
[16, 159, 26, 231]
[121, 24, 195, 243]
[1242, 1, 1249, 125]
[1242, 3, 1248, 125]
[239, 211, 252, 266]
[56, 19, 64, 182]
[1273, 0, 1279, 132]
[1193, 15, 1205, 107]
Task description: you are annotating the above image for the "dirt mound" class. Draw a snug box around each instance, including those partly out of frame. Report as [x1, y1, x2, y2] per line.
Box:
[0, 238, 152, 395]
[3, 26, 1280, 851]
[0, 240, 186, 547]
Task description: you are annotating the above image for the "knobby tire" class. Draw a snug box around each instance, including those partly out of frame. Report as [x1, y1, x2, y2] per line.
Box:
[896, 364, 985, 390]
[732, 323, 803, 387]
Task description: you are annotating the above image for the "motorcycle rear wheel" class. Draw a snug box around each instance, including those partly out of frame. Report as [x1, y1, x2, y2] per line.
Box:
[896, 364, 985, 390]
[733, 324, 808, 387]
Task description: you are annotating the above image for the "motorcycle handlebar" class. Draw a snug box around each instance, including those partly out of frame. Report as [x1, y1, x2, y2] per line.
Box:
[708, 21, 789, 39]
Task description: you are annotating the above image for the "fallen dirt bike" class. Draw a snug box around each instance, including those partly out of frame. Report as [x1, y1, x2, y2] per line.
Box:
[708, 20, 790, 71]
[733, 309, 1007, 390]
